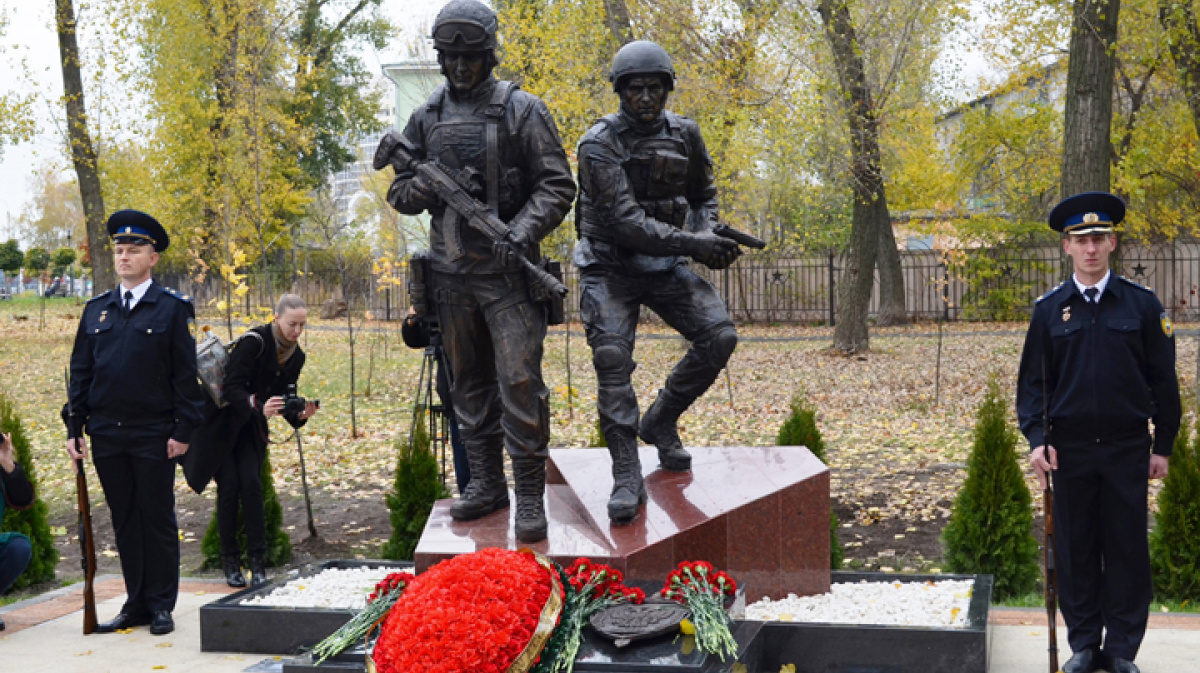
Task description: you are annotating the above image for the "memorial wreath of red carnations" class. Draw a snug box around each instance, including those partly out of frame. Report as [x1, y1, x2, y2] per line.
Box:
[369, 548, 563, 673]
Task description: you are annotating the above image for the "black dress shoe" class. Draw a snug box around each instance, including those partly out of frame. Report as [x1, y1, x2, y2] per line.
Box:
[1062, 648, 1099, 673]
[149, 611, 174, 636]
[1107, 657, 1140, 673]
[94, 612, 152, 633]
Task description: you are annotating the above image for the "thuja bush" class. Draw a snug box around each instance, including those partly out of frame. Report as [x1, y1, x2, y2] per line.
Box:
[942, 378, 1039, 599]
[0, 394, 59, 588]
[777, 393, 843, 570]
[1150, 414, 1200, 601]
[383, 414, 450, 560]
[202, 448, 292, 568]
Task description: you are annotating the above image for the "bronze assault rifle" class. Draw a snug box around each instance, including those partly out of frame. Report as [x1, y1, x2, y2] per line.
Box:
[66, 369, 97, 634]
[373, 131, 567, 298]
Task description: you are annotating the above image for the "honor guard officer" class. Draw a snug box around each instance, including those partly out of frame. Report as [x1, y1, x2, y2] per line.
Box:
[65, 210, 206, 636]
[1017, 192, 1180, 673]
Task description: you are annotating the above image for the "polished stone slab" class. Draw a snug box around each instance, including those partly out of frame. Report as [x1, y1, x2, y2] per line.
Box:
[415, 446, 832, 602]
[199, 560, 411, 655]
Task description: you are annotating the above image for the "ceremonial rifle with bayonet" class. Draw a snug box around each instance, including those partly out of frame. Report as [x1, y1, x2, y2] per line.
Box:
[372, 131, 567, 298]
[66, 368, 98, 634]
[1041, 357, 1060, 673]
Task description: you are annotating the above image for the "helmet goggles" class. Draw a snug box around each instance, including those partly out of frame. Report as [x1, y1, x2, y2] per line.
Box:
[433, 19, 492, 49]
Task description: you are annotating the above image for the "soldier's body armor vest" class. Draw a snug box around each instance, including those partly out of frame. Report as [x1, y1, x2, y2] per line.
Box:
[419, 79, 528, 273]
[575, 112, 694, 274]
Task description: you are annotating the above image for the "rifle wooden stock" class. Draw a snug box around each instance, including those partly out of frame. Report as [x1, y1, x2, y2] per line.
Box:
[1044, 487, 1059, 673]
[75, 456, 98, 634]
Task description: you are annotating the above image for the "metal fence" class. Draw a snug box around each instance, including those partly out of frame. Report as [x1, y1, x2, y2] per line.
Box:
[157, 240, 1200, 324]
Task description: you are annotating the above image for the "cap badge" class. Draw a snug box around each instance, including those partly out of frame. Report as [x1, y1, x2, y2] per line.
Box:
[1083, 213, 1099, 224]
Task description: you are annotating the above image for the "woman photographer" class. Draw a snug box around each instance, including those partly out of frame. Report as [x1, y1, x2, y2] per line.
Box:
[0, 431, 35, 630]
[190, 294, 318, 587]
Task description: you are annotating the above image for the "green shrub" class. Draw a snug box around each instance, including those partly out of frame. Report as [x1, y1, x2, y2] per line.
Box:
[777, 393, 843, 570]
[202, 448, 292, 568]
[0, 393, 59, 589]
[1150, 414, 1200, 601]
[942, 378, 1039, 599]
[382, 413, 450, 561]
[589, 418, 607, 447]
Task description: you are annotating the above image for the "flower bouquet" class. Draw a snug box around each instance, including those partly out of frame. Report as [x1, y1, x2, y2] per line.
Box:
[369, 548, 563, 673]
[661, 560, 738, 661]
[533, 558, 646, 673]
[310, 570, 415, 665]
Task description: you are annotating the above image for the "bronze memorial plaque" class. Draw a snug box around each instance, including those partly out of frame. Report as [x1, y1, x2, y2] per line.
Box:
[589, 600, 692, 648]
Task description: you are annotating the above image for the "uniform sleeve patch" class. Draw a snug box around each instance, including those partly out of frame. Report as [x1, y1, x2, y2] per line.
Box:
[1161, 312, 1173, 338]
[188, 317, 198, 341]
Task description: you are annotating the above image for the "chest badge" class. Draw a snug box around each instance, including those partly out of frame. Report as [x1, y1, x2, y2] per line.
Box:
[99, 310, 107, 323]
[1062, 306, 1071, 322]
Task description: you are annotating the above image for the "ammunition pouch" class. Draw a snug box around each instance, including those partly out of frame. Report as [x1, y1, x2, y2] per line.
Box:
[530, 258, 565, 326]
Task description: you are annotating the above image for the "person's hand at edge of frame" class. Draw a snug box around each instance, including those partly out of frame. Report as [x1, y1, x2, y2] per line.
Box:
[66, 436, 88, 461]
[1149, 454, 1169, 480]
[1, 432, 16, 472]
[1031, 444, 1057, 491]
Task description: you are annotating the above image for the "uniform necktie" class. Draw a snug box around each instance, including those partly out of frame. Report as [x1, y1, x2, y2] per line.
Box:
[1084, 287, 1098, 304]
[124, 290, 134, 316]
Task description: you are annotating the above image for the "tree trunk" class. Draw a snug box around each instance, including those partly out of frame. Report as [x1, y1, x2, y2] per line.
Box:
[55, 0, 112, 293]
[1159, 1, 1200, 141]
[818, 0, 893, 352]
[1061, 0, 1121, 197]
[601, 0, 634, 46]
[875, 220, 907, 326]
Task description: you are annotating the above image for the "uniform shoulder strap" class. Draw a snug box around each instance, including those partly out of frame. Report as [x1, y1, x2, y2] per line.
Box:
[485, 81, 518, 214]
[425, 83, 448, 123]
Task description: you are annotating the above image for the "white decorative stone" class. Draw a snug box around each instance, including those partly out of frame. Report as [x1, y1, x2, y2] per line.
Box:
[239, 566, 394, 610]
[745, 579, 974, 628]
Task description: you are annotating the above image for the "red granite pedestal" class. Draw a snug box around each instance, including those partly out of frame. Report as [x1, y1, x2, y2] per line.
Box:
[413, 446, 831, 602]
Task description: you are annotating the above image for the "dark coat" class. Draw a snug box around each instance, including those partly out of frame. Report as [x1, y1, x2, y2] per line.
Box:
[183, 324, 306, 493]
[66, 281, 206, 449]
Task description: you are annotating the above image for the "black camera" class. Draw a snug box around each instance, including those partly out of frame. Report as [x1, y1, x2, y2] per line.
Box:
[282, 384, 318, 417]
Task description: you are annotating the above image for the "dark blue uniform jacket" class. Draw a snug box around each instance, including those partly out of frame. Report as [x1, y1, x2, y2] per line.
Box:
[66, 282, 206, 449]
[1017, 276, 1181, 456]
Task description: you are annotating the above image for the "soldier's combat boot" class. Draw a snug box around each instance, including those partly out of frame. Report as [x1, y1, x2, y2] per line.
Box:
[639, 387, 693, 471]
[607, 430, 646, 524]
[450, 445, 510, 520]
[512, 458, 548, 543]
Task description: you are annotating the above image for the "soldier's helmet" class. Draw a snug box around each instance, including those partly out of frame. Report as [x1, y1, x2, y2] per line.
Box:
[609, 40, 675, 92]
[431, 0, 498, 52]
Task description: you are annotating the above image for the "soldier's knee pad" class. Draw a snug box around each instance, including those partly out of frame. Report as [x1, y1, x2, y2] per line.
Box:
[593, 337, 635, 386]
[700, 324, 738, 367]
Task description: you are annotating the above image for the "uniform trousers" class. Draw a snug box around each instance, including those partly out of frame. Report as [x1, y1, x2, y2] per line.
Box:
[1052, 432, 1153, 660]
[434, 271, 550, 461]
[92, 435, 180, 616]
[214, 423, 266, 559]
[579, 263, 733, 438]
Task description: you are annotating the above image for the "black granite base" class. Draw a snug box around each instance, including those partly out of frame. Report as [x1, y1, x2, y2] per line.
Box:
[571, 572, 992, 673]
[199, 560, 411, 655]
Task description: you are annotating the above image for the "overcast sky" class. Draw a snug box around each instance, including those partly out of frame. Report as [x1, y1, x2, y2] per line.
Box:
[0, 0, 988, 241]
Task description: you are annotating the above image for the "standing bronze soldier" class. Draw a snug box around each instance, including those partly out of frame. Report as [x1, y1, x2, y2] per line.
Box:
[385, 0, 575, 543]
[575, 41, 742, 523]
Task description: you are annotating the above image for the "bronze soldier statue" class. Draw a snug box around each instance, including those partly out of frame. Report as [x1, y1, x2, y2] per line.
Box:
[384, 0, 576, 543]
[575, 41, 742, 524]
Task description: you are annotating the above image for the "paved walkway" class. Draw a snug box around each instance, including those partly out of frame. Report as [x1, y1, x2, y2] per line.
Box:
[3, 578, 1198, 672]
